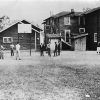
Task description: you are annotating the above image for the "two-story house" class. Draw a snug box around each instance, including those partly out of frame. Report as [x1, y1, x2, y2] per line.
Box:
[43, 9, 88, 51]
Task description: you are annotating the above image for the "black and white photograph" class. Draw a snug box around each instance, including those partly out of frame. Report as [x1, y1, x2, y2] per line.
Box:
[0, 0, 100, 99]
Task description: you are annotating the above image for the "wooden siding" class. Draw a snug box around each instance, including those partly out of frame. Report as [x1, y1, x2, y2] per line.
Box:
[0, 23, 40, 50]
[74, 37, 86, 51]
[59, 16, 80, 41]
[85, 10, 100, 50]
[44, 13, 85, 50]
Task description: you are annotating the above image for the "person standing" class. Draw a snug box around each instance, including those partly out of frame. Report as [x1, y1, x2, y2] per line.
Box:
[54, 42, 57, 56]
[0, 44, 5, 59]
[57, 41, 61, 56]
[42, 43, 45, 56]
[10, 43, 14, 56]
[47, 42, 51, 57]
[40, 43, 44, 56]
[15, 42, 21, 60]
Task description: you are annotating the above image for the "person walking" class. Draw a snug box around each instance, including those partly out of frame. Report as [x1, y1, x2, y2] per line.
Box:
[57, 41, 61, 56]
[0, 44, 5, 59]
[54, 42, 57, 56]
[10, 43, 14, 56]
[15, 42, 21, 60]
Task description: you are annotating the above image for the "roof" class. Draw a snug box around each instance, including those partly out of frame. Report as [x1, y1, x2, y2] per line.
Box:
[44, 11, 82, 21]
[53, 11, 70, 18]
[46, 34, 61, 38]
[81, 7, 100, 15]
[0, 19, 42, 33]
[73, 33, 88, 39]
[70, 12, 82, 16]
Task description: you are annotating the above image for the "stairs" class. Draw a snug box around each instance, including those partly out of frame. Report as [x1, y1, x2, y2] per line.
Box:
[61, 38, 72, 50]
[61, 38, 72, 47]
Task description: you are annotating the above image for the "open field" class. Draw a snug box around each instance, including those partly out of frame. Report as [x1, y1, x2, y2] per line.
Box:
[0, 51, 100, 99]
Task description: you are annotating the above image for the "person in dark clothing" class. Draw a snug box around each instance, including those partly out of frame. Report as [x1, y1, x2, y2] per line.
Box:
[40, 43, 44, 56]
[47, 42, 51, 57]
[57, 41, 61, 56]
[54, 42, 57, 56]
[97, 42, 100, 54]
[42, 44, 45, 56]
[10, 43, 14, 56]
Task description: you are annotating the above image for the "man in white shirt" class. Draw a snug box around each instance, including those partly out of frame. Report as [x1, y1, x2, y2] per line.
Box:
[16, 42, 21, 60]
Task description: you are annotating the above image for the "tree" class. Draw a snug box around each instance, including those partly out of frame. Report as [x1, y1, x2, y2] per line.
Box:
[0, 15, 10, 30]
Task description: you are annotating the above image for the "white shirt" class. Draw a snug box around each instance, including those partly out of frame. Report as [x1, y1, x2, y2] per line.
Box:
[0, 45, 4, 51]
[16, 44, 20, 51]
[10, 44, 14, 49]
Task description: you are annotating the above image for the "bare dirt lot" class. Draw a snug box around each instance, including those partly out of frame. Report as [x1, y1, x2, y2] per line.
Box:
[0, 51, 100, 100]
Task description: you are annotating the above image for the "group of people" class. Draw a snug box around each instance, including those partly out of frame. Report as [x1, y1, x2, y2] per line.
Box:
[0, 42, 21, 60]
[40, 41, 61, 57]
[0, 41, 61, 60]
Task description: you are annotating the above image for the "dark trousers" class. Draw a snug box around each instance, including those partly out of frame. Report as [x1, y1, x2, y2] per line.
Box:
[40, 50, 44, 56]
[48, 48, 51, 56]
[54, 50, 57, 56]
[11, 49, 14, 56]
[58, 50, 60, 55]
[0, 51, 4, 59]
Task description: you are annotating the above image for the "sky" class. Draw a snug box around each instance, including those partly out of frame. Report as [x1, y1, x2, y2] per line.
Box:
[0, 0, 99, 27]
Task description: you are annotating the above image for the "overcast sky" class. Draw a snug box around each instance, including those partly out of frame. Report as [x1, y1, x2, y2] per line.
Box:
[0, 0, 99, 27]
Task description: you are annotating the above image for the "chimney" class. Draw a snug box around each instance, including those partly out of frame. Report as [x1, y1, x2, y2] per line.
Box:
[71, 9, 74, 13]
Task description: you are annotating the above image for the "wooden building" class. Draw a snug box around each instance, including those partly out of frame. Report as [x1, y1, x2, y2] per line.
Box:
[0, 19, 42, 50]
[81, 7, 100, 50]
[43, 9, 88, 51]
[71, 34, 88, 51]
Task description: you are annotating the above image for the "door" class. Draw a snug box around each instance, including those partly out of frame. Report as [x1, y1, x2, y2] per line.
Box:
[65, 30, 71, 43]
[75, 39, 80, 50]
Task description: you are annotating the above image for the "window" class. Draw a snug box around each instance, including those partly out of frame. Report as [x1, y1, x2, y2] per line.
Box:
[79, 28, 85, 33]
[3, 37, 13, 43]
[94, 33, 97, 42]
[79, 17, 85, 26]
[64, 17, 70, 25]
[65, 30, 71, 43]
[45, 25, 50, 30]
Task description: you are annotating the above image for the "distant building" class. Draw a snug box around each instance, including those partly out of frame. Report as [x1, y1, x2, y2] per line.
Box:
[43, 9, 88, 51]
[0, 19, 42, 50]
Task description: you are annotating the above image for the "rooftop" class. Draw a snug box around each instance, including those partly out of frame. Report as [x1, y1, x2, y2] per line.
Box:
[81, 7, 100, 15]
[44, 10, 82, 21]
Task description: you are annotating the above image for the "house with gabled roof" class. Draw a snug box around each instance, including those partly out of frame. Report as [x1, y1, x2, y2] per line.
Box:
[43, 9, 88, 51]
[0, 19, 42, 50]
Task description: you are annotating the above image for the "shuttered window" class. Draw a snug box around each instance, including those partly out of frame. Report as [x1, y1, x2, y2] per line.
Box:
[94, 33, 97, 42]
[64, 17, 70, 25]
[79, 28, 85, 33]
[3, 37, 13, 43]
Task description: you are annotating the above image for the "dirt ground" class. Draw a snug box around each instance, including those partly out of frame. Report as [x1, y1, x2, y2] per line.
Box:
[0, 50, 100, 100]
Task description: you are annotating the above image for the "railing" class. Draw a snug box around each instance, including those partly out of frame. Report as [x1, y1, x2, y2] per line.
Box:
[61, 38, 72, 47]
